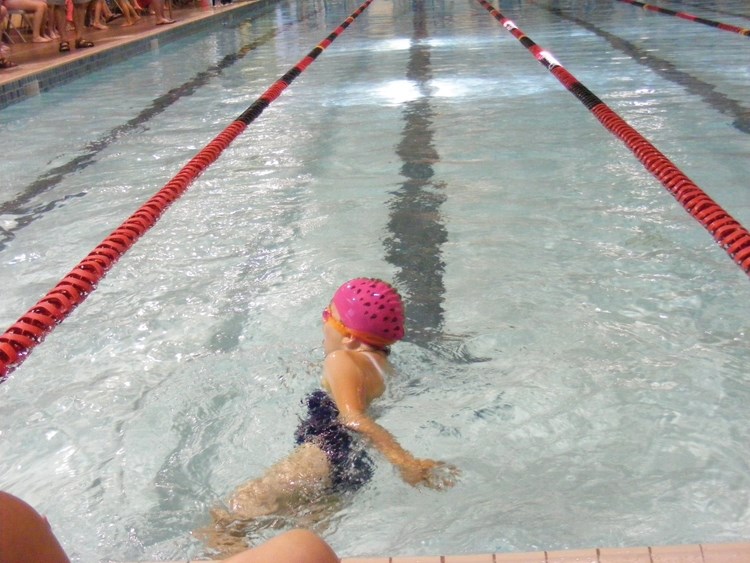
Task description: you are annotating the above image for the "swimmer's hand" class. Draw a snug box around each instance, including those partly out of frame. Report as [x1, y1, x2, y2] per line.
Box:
[399, 458, 460, 490]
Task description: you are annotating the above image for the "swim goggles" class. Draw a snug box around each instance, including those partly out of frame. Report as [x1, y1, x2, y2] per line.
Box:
[322, 306, 392, 353]
[322, 306, 350, 337]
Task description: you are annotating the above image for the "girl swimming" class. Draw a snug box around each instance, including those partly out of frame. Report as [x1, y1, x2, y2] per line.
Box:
[202, 278, 458, 555]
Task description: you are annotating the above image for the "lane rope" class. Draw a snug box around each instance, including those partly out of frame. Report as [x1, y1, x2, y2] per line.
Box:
[616, 0, 750, 37]
[475, 0, 750, 275]
[0, 0, 376, 381]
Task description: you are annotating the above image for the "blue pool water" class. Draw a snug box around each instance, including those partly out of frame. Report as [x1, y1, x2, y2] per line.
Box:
[1, 0, 750, 560]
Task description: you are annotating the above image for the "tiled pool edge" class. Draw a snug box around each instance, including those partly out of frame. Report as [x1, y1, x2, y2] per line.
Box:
[0, 0, 276, 110]
[363, 543, 750, 562]
[122, 541, 750, 562]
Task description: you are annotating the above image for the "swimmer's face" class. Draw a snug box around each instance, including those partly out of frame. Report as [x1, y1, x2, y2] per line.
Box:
[322, 304, 348, 354]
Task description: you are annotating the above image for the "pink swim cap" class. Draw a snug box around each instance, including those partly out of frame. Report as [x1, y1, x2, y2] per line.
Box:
[331, 278, 405, 347]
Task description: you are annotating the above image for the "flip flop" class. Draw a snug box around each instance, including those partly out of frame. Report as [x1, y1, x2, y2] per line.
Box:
[155, 19, 176, 25]
[75, 39, 95, 48]
[59, 41, 71, 52]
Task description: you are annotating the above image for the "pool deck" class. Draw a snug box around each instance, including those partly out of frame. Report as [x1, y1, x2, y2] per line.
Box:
[0, 0, 271, 109]
[2, 2, 750, 563]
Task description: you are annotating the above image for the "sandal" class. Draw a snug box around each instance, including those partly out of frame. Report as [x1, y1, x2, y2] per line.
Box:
[75, 39, 95, 48]
[0, 58, 19, 69]
[59, 41, 71, 52]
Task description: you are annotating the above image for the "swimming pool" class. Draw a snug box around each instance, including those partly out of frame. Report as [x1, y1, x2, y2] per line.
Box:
[1, 0, 750, 560]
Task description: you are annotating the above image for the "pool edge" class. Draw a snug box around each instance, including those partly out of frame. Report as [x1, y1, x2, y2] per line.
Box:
[0, 0, 278, 110]
[121, 541, 750, 562]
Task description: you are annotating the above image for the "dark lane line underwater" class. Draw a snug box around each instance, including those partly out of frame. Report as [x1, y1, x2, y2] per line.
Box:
[385, 0, 448, 350]
[0, 25, 283, 252]
[672, 0, 750, 21]
[543, 3, 750, 135]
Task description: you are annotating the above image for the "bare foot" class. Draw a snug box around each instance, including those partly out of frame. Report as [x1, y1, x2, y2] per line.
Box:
[32, 36, 52, 43]
[0, 57, 19, 69]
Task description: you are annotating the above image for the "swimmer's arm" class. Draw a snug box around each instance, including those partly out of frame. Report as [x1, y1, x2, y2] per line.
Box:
[343, 402, 458, 489]
[324, 352, 457, 489]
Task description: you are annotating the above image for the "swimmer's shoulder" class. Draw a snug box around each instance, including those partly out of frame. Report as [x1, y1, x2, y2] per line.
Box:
[323, 349, 387, 401]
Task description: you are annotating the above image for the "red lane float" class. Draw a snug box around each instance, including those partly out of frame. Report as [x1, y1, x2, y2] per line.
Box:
[475, 0, 750, 275]
[0, 0, 376, 381]
[616, 0, 750, 37]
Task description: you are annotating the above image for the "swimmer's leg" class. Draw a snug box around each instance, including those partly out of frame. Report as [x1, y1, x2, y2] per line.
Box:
[196, 444, 333, 557]
[228, 443, 332, 518]
[196, 519, 250, 559]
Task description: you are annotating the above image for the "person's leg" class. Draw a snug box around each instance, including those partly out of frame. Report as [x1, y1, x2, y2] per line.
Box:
[30, 0, 50, 41]
[91, 0, 106, 28]
[151, 0, 173, 24]
[222, 529, 339, 563]
[116, 0, 137, 25]
[0, 492, 71, 563]
[4, 0, 50, 41]
[50, 3, 70, 50]
[0, 6, 18, 67]
[0, 5, 7, 34]
[42, 0, 58, 37]
[72, 0, 93, 46]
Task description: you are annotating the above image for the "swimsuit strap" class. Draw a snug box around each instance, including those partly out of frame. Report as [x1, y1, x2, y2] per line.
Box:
[360, 350, 388, 379]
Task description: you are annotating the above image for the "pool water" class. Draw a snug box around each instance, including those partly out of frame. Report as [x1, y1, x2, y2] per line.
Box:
[1, 0, 750, 561]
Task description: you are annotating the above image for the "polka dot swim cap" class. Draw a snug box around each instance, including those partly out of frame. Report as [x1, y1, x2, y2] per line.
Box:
[331, 278, 405, 347]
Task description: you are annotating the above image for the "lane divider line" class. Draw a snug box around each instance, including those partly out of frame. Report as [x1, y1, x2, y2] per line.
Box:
[0, 0, 377, 381]
[475, 0, 750, 276]
[616, 0, 750, 37]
